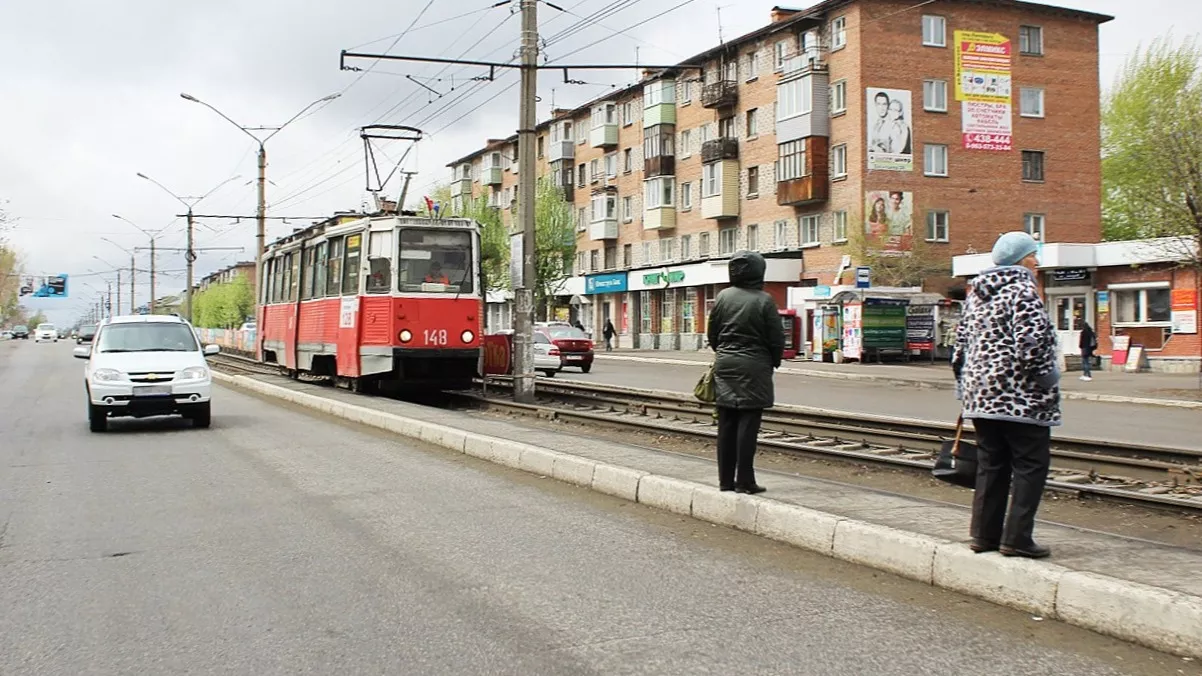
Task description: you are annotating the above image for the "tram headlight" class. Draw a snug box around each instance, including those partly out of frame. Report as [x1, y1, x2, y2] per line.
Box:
[461, 330, 475, 344]
[399, 329, 413, 343]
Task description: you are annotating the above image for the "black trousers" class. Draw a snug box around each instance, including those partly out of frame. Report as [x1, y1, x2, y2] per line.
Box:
[717, 407, 763, 489]
[970, 418, 1052, 547]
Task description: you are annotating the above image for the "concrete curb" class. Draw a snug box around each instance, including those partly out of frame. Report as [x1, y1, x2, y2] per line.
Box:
[212, 372, 1202, 659]
[595, 354, 1202, 410]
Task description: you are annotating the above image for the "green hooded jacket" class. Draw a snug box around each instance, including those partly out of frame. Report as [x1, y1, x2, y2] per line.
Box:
[706, 251, 785, 409]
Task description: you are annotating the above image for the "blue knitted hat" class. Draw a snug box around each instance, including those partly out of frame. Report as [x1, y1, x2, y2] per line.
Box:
[991, 231, 1039, 266]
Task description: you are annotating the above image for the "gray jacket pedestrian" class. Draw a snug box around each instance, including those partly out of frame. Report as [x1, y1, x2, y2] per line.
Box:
[706, 251, 784, 493]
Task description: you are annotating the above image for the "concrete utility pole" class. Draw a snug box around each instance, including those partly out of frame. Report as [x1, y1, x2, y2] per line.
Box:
[512, 0, 539, 403]
[102, 237, 137, 312]
[113, 215, 159, 314]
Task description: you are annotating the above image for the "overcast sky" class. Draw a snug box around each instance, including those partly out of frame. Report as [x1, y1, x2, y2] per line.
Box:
[1, 0, 1194, 325]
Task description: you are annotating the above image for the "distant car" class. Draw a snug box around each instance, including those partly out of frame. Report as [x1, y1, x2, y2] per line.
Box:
[74, 314, 220, 432]
[34, 323, 58, 342]
[240, 321, 256, 333]
[1, 330, 11, 340]
[76, 324, 97, 344]
[532, 332, 561, 377]
[534, 322, 594, 373]
[11, 325, 29, 340]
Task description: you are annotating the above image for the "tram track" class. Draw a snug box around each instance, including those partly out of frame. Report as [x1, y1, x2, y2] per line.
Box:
[207, 353, 1202, 515]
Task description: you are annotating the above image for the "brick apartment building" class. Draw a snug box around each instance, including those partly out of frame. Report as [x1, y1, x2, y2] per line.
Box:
[447, 0, 1112, 349]
[198, 261, 256, 292]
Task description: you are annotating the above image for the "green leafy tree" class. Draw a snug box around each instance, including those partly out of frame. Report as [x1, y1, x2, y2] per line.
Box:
[0, 202, 24, 326]
[430, 183, 509, 292]
[1102, 35, 1202, 266]
[847, 215, 950, 288]
[530, 176, 576, 319]
[191, 275, 255, 328]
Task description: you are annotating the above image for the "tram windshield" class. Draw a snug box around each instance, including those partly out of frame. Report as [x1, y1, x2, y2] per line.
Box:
[398, 228, 474, 294]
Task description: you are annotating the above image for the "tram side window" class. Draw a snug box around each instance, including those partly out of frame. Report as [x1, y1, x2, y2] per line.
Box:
[263, 258, 274, 304]
[290, 251, 301, 302]
[342, 233, 362, 296]
[314, 242, 328, 298]
[327, 237, 344, 296]
[272, 256, 284, 304]
[397, 228, 474, 294]
[301, 247, 315, 300]
[366, 230, 393, 294]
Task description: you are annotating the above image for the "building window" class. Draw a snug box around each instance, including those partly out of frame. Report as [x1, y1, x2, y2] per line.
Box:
[592, 103, 616, 128]
[578, 163, 586, 187]
[774, 40, 790, 70]
[1019, 25, 1043, 56]
[680, 182, 692, 210]
[680, 129, 692, 157]
[699, 231, 711, 257]
[622, 101, 635, 125]
[833, 210, 848, 242]
[537, 136, 544, 158]
[642, 242, 653, 265]
[644, 177, 675, 209]
[577, 207, 588, 232]
[1113, 287, 1172, 325]
[660, 238, 676, 262]
[719, 227, 738, 255]
[623, 196, 634, 222]
[623, 244, 632, 268]
[774, 220, 788, 249]
[831, 79, 847, 114]
[923, 79, 948, 112]
[924, 144, 949, 177]
[562, 121, 573, 141]
[575, 251, 585, 274]
[723, 60, 738, 82]
[777, 75, 813, 120]
[922, 15, 946, 47]
[1022, 151, 1045, 182]
[746, 224, 759, 251]
[831, 144, 847, 179]
[681, 79, 693, 103]
[719, 116, 736, 139]
[747, 166, 760, 196]
[604, 246, 617, 270]
[1024, 213, 1046, 240]
[831, 16, 847, 49]
[704, 163, 720, 197]
[777, 140, 806, 181]
[746, 51, 760, 80]
[800, 215, 821, 245]
[605, 152, 618, 178]
[591, 194, 617, 221]
[746, 109, 758, 137]
[677, 234, 690, 259]
[589, 158, 600, 182]
[926, 210, 949, 242]
[590, 249, 600, 272]
[624, 148, 634, 172]
[1020, 87, 1045, 118]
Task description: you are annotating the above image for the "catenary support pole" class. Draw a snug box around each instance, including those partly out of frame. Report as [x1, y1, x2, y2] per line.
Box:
[149, 237, 156, 314]
[185, 207, 196, 321]
[130, 255, 136, 313]
[256, 145, 267, 310]
[512, 0, 539, 404]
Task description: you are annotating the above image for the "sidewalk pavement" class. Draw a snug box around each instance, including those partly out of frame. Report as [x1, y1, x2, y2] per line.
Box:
[595, 350, 1202, 409]
[215, 370, 1202, 660]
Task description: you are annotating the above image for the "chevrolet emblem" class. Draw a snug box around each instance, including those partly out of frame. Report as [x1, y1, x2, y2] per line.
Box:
[147, 374, 160, 381]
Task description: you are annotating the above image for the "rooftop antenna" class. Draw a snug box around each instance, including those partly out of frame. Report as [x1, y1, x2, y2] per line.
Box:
[717, 4, 724, 44]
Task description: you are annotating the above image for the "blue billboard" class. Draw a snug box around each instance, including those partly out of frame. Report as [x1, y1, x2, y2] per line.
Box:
[19, 274, 69, 298]
[585, 272, 628, 295]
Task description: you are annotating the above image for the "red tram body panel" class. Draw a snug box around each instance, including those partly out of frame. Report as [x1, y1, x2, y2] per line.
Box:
[256, 215, 483, 391]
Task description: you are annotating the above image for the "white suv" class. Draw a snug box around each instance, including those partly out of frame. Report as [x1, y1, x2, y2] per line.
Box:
[75, 314, 220, 432]
[35, 323, 58, 342]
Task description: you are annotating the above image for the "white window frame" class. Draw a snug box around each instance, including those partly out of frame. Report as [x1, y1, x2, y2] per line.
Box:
[831, 143, 848, 179]
[746, 108, 758, 137]
[833, 210, 848, 243]
[924, 144, 949, 177]
[1020, 87, 1045, 118]
[718, 227, 738, 255]
[774, 40, 790, 71]
[680, 182, 692, 210]
[922, 15, 946, 47]
[774, 220, 788, 250]
[644, 177, 675, 209]
[704, 163, 720, 197]
[831, 16, 847, 50]
[800, 215, 821, 246]
[659, 238, 675, 262]
[1110, 284, 1173, 327]
[642, 242, 654, 265]
[923, 79, 948, 112]
[622, 101, 634, 126]
[591, 194, 617, 222]
[747, 166, 760, 197]
[1019, 25, 1044, 56]
[624, 147, 633, 173]
[622, 196, 634, 222]
[605, 152, 618, 178]
[680, 129, 692, 158]
[591, 103, 616, 129]
[830, 79, 847, 115]
[698, 231, 711, 257]
[680, 79, 693, 104]
[680, 234, 693, 259]
[746, 223, 759, 251]
[926, 210, 949, 242]
[1023, 213, 1046, 240]
[777, 75, 813, 121]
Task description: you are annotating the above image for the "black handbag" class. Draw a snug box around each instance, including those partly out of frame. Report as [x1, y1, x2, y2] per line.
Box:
[932, 415, 979, 489]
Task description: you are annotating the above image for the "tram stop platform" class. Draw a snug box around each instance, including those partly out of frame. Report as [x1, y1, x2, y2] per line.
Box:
[214, 371, 1202, 660]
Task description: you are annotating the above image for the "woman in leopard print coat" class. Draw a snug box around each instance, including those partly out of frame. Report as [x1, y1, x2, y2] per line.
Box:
[951, 231, 1060, 559]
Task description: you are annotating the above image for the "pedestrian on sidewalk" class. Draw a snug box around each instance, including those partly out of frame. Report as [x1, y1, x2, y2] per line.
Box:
[707, 251, 785, 494]
[602, 319, 616, 352]
[952, 231, 1060, 559]
[1079, 320, 1097, 381]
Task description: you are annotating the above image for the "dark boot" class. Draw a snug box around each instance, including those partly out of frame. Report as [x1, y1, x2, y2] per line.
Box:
[1000, 542, 1051, 559]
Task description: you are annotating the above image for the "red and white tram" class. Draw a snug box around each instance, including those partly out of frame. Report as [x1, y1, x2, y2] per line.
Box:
[257, 214, 483, 392]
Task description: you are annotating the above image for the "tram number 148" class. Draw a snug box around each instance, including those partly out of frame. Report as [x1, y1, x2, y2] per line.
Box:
[424, 329, 448, 346]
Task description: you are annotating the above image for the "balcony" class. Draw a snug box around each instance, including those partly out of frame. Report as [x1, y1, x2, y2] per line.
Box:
[548, 139, 575, 162]
[482, 166, 504, 186]
[701, 138, 739, 163]
[643, 206, 676, 231]
[701, 160, 740, 220]
[701, 80, 738, 109]
[589, 218, 619, 241]
[777, 137, 829, 207]
[557, 171, 575, 202]
[589, 124, 618, 148]
[450, 177, 473, 197]
[644, 155, 676, 178]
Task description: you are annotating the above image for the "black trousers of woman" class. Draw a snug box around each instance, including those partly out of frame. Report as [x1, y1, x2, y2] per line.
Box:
[970, 418, 1051, 548]
[716, 407, 763, 490]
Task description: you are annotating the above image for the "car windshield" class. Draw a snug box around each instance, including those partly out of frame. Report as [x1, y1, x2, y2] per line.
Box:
[397, 228, 474, 294]
[14, 326, 27, 332]
[547, 327, 587, 340]
[96, 323, 199, 353]
[80, 325, 96, 334]
[37, 323, 55, 331]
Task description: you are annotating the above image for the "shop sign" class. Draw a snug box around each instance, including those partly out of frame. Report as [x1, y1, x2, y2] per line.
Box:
[1096, 290, 1109, 315]
[813, 285, 832, 298]
[585, 272, 628, 295]
[855, 266, 871, 289]
[1052, 268, 1090, 283]
[1171, 289, 1198, 335]
[642, 270, 685, 287]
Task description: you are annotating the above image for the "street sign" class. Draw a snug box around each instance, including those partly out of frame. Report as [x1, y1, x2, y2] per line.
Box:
[21, 274, 69, 298]
[855, 266, 871, 289]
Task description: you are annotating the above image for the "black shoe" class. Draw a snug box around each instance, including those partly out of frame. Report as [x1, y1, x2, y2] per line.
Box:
[969, 539, 999, 553]
[719, 485, 735, 492]
[735, 485, 767, 494]
[1000, 543, 1051, 559]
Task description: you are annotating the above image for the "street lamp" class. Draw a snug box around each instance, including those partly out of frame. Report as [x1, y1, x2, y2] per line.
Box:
[101, 237, 139, 312]
[112, 214, 159, 314]
[179, 91, 341, 305]
[135, 171, 241, 321]
[91, 256, 125, 315]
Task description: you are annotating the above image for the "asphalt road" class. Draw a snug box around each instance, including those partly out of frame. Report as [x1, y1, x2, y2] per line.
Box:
[574, 357, 1202, 449]
[0, 339, 1190, 675]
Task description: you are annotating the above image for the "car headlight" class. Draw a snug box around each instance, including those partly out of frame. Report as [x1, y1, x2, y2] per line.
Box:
[461, 330, 475, 343]
[92, 368, 123, 382]
[179, 366, 210, 381]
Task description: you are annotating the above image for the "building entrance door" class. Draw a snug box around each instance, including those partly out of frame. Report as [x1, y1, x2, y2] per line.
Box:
[1052, 295, 1088, 356]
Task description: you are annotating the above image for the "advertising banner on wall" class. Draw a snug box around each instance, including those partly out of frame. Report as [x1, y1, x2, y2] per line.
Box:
[866, 88, 913, 171]
[954, 30, 1013, 151]
[864, 190, 914, 254]
[1171, 289, 1198, 334]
